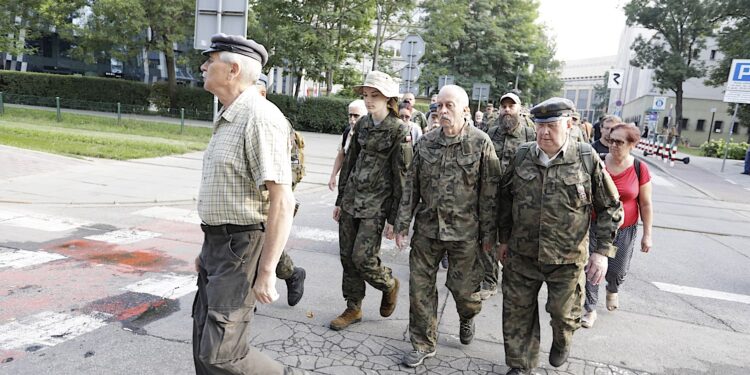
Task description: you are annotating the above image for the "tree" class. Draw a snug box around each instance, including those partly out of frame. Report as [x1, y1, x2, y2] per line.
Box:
[625, 0, 722, 141]
[252, 0, 374, 97]
[592, 71, 610, 112]
[706, 0, 750, 142]
[418, 0, 561, 104]
[72, 0, 193, 108]
[371, 0, 416, 72]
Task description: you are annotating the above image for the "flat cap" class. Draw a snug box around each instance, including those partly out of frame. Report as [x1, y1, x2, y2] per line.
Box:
[530, 97, 575, 123]
[257, 73, 268, 87]
[202, 33, 268, 66]
[500, 92, 521, 105]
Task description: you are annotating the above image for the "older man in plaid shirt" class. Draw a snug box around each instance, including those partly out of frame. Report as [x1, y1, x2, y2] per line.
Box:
[193, 33, 304, 375]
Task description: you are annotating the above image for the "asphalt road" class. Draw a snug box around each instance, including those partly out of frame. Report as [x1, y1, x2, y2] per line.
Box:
[1, 131, 749, 375]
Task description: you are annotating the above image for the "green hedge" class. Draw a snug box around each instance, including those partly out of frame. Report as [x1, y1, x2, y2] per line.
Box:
[0, 71, 150, 106]
[699, 139, 749, 159]
[268, 93, 349, 134]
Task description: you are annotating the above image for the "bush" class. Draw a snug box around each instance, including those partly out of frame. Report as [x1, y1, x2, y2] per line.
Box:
[0, 70, 150, 107]
[267, 94, 350, 134]
[699, 139, 749, 159]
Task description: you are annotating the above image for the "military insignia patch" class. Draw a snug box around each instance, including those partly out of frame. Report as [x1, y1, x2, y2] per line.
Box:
[576, 183, 587, 200]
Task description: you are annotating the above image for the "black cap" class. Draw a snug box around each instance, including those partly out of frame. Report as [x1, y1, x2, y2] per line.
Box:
[202, 33, 268, 66]
[530, 97, 575, 123]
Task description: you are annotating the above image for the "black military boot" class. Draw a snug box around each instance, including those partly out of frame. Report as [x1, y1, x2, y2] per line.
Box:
[506, 368, 531, 375]
[459, 318, 475, 344]
[286, 267, 306, 306]
[549, 345, 569, 367]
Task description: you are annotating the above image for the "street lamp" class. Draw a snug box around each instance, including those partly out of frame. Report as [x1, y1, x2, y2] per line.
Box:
[514, 52, 528, 91]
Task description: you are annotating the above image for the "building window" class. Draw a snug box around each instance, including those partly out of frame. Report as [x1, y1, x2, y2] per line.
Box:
[714, 120, 723, 132]
[732, 122, 739, 134]
[577, 89, 590, 110]
[565, 89, 576, 103]
[680, 118, 688, 130]
[710, 50, 717, 60]
[696, 119, 705, 131]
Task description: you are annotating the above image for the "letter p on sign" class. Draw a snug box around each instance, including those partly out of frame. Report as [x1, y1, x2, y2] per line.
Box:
[734, 63, 750, 81]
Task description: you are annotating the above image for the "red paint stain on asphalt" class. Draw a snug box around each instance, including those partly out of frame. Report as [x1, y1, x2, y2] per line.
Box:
[83, 292, 168, 321]
[47, 239, 169, 272]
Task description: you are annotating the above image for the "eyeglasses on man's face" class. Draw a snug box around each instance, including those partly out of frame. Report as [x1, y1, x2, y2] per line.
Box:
[348, 113, 361, 118]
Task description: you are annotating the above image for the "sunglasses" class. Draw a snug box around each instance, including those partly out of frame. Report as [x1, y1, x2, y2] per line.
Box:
[348, 113, 361, 118]
[609, 138, 627, 146]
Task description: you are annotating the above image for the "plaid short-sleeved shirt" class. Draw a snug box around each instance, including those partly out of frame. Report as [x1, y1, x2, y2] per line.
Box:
[197, 88, 292, 225]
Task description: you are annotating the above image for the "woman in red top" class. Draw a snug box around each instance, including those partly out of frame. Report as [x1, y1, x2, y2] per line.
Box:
[582, 123, 653, 328]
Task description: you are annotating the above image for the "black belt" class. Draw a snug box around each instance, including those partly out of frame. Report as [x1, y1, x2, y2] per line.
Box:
[200, 223, 265, 235]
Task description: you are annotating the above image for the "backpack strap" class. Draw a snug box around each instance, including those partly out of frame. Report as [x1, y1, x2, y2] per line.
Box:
[514, 142, 533, 167]
[634, 158, 642, 183]
[578, 142, 594, 175]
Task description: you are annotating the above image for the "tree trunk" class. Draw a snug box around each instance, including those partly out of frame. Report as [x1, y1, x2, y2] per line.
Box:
[325, 70, 333, 96]
[294, 72, 303, 98]
[163, 41, 178, 109]
[675, 85, 684, 143]
[372, 5, 382, 71]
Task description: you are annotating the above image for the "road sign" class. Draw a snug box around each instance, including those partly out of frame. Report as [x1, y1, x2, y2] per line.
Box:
[608, 69, 624, 89]
[194, 0, 249, 50]
[438, 75, 454, 90]
[723, 58, 750, 104]
[399, 83, 420, 96]
[615, 100, 623, 107]
[400, 35, 425, 61]
[472, 83, 490, 101]
[401, 64, 421, 82]
[652, 96, 667, 111]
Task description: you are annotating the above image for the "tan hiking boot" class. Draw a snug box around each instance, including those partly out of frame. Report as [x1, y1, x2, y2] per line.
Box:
[581, 310, 597, 328]
[380, 278, 400, 317]
[329, 307, 362, 331]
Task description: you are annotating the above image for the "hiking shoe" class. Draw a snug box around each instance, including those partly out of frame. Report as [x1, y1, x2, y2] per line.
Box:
[459, 318, 475, 345]
[380, 278, 399, 317]
[549, 345, 569, 367]
[329, 307, 362, 331]
[506, 368, 531, 375]
[478, 281, 498, 300]
[581, 309, 597, 328]
[440, 254, 449, 269]
[286, 267, 306, 306]
[402, 349, 436, 367]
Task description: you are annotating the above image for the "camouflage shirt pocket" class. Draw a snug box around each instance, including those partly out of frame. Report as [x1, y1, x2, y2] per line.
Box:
[457, 151, 481, 186]
[562, 173, 592, 207]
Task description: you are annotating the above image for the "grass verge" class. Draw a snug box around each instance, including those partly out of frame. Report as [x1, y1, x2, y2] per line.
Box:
[0, 107, 211, 159]
[677, 145, 703, 157]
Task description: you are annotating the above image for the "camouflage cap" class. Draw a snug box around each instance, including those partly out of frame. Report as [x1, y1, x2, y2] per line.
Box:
[530, 97, 575, 123]
[571, 111, 581, 120]
[202, 33, 269, 66]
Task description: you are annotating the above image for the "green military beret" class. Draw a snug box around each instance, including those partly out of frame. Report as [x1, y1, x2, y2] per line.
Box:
[530, 97, 575, 123]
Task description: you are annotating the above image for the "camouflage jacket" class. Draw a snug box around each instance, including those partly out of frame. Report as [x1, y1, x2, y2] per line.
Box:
[412, 109, 428, 131]
[395, 123, 501, 243]
[486, 122, 537, 176]
[336, 113, 413, 224]
[498, 141, 622, 264]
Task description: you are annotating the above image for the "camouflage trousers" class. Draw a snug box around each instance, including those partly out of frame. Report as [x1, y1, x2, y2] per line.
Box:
[275, 251, 295, 280]
[338, 211, 396, 310]
[409, 233, 483, 352]
[502, 253, 585, 371]
[478, 244, 499, 287]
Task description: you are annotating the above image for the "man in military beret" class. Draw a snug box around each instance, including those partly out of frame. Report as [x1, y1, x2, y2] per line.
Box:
[480, 92, 536, 301]
[394, 85, 501, 368]
[194, 33, 305, 375]
[496, 97, 622, 375]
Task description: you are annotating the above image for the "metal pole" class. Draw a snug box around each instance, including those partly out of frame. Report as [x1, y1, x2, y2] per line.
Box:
[406, 41, 414, 93]
[707, 109, 716, 143]
[117, 102, 121, 126]
[56, 97, 61, 122]
[514, 66, 520, 91]
[0, 92, 4, 115]
[721, 103, 739, 172]
[180, 108, 185, 134]
[212, 0, 223, 121]
[477, 88, 483, 113]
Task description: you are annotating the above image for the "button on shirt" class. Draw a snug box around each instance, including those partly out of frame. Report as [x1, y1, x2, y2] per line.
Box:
[198, 88, 292, 226]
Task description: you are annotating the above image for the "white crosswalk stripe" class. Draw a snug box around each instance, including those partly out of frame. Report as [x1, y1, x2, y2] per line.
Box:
[122, 273, 197, 299]
[649, 172, 675, 187]
[85, 229, 161, 245]
[0, 311, 109, 350]
[0, 247, 67, 269]
[134, 206, 201, 224]
[653, 282, 750, 305]
[0, 211, 90, 232]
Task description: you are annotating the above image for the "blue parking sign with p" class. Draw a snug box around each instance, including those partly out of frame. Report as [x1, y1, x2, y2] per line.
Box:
[733, 62, 750, 81]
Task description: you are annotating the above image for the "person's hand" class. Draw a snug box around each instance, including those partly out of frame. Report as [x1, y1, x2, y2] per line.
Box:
[333, 206, 341, 222]
[586, 252, 608, 285]
[328, 175, 337, 191]
[395, 232, 409, 250]
[252, 270, 280, 304]
[496, 243, 509, 266]
[384, 223, 395, 240]
[641, 234, 652, 253]
[482, 241, 494, 254]
[194, 256, 201, 273]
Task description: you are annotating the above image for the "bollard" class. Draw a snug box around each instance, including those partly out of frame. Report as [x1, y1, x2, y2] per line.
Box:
[0, 92, 4, 115]
[669, 144, 678, 167]
[56, 97, 61, 122]
[117, 102, 121, 126]
[180, 108, 185, 134]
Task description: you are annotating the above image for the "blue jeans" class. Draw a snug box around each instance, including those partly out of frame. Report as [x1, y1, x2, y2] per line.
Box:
[744, 147, 750, 174]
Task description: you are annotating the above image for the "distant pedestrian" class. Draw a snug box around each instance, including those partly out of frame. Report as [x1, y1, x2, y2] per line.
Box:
[743, 144, 750, 175]
[475, 111, 488, 132]
[592, 115, 621, 155]
[330, 71, 412, 331]
[403, 93, 428, 131]
[582, 123, 653, 328]
[194, 33, 305, 375]
[328, 100, 367, 191]
[399, 102, 424, 145]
